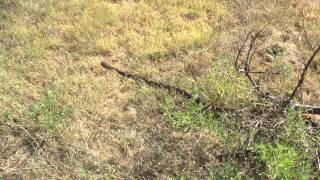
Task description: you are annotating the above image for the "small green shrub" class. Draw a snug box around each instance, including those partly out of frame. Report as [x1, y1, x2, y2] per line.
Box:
[0, 111, 15, 124]
[281, 108, 309, 147]
[162, 90, 316, 179]
[168, 175, 186, 180]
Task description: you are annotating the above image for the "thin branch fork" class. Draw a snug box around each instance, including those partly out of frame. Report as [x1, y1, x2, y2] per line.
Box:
[235, 26, 273, 99]
[235, 30, 253, 72]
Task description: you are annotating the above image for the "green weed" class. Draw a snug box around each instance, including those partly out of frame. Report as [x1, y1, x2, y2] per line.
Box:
[162, 97, 215, 130]
[254, 108, 314, 179]
[27, 90, 71, 130]
[168, 175, 186, 180]
[256, 143, 312, 179]
[209, 163, 249, 180]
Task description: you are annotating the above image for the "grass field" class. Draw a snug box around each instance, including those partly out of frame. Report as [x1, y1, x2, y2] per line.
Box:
[1, 0, 320, 179]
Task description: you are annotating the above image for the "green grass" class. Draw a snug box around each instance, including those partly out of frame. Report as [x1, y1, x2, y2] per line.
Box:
[27, 90, 71, 131]
[162, 97, 215, 130]
[162, 97, 249, 178]
[162, 90, 318, 179]
[255, 108, 314, 179]
[256, 143, 312, 179]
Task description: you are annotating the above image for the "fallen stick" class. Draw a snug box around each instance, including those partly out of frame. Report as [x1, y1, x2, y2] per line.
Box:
[294, 104, 320, 115]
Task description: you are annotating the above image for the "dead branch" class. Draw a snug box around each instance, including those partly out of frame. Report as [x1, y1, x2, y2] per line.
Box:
[235, 26, 320, 115]
[294, 104, 320, 115]
[235, 25, 274, 99]
[283, 46, 320, 107]
[235, 30, 279, 75]
[235, 30, 253, 72]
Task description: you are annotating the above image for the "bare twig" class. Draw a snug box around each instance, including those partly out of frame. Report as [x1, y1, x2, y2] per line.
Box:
[317, 150, 320, 172]
[17, 124, 44, 154]
[244, 25, 269, 93]
[235, 30, 253, 71]
[235, 25, 272, 99]
[283, 46, 320, 107]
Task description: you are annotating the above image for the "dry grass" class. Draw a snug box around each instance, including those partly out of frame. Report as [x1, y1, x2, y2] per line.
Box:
[0, 0, 229, 178]
[0, 0, 320, 179]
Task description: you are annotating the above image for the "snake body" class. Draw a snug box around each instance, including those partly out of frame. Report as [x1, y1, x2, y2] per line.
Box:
[101, 61, 233, 113]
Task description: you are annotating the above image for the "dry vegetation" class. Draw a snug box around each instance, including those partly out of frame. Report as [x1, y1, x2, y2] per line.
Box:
[0, 0, 320, 179]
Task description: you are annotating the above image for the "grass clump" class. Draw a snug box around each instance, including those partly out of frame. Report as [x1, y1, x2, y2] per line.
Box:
[256, 143, 312, 179]
[162, 97, 215, 130]
[27, 90, 71, 131]
[162, 96, 252, 178]
[198, 56, 255, 108]
[118, 0, 229, 59]
[255, 109, 314, 179]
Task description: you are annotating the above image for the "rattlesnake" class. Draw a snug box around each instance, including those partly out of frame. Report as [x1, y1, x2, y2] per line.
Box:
[101, 61, 320, 118]
[101, 61, 234, 113]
